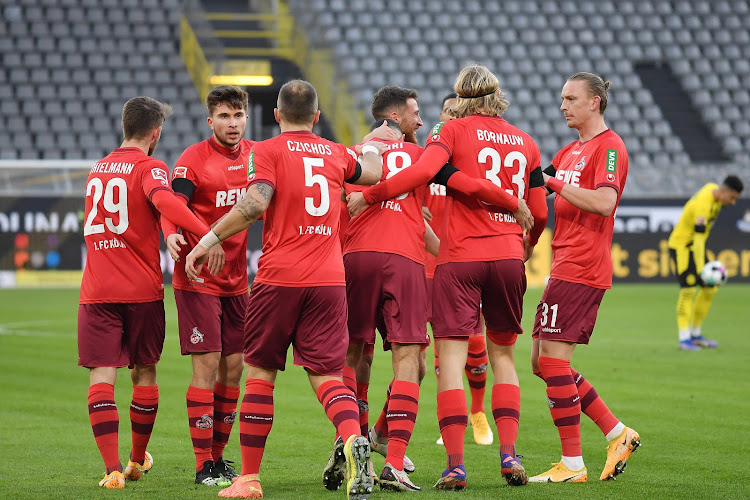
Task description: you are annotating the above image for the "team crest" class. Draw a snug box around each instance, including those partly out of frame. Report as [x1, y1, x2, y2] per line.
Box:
[173, 166, 188, 179]
[190, 327, 204, 344]
[195, 414, 213, 429]
[574, 156, 586, 171]
[224, 411, 236, 425]
[151, 168, 169, 186]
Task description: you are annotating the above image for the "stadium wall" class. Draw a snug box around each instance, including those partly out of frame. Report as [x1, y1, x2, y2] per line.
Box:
[1, 197, 749, 288]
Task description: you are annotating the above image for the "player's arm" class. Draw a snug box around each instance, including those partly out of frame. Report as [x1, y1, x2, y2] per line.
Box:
[160, 178, 191, 260]
[347, 146, 449, 216]
[360, 120, 403, 143]
[544, 172, 618, 216]
[424, 219, 440, 258]
[185, 182, 273, 280]
[349, 142, 385, 185]
[690, 198, 713, 273]
[431, 163, 533, 231]
[151, 189, 209, 238]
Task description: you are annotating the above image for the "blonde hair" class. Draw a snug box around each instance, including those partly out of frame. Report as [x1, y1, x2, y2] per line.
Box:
[568, 72, 610, 114]
[451, 64, 509, 118]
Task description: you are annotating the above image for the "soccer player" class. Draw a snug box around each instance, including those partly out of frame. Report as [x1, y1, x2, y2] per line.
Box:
[79, 97, 211, 489]
[667, 176, 743, 350]
[353, 85, 424, 467]
[161, 85, 255, 486]
[338, 118, 437, 492]
[348, 64, 549, 489]
[428, 92, 494, 448]
[184, 79, 383, 500]
[528, 72, 640, 483]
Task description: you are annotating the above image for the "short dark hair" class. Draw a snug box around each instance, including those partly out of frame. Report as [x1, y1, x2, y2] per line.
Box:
[122, 96, 173, 140]
[441, 92, 458, 108]
[369, 118, 402, 133]
[723, 175, 744, 194]
[371, 85, 418, 120]
[206, 85, 249, 116]
[277, 79, 318, 124]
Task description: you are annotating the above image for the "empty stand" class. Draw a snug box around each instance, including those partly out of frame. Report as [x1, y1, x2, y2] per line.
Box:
[283, 0, 749, 196]
[0, 0, 206, 168]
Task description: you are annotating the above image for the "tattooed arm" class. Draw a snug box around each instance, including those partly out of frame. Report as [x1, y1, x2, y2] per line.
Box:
[185, 182, 274, 280]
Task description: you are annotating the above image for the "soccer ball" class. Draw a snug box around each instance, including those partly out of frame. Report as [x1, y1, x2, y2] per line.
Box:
[700, 260, 728, 286]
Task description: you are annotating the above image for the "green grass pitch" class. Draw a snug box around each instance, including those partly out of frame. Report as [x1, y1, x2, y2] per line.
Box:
[1, 284, 749, 499]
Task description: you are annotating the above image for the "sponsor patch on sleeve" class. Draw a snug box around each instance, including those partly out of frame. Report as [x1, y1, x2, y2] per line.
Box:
[151, 168, 169, 186]
[606, 148, 618, 173]
[606, 172, 616, 182]
[173, 166, 188, 179]
[429, 122, 444, 142]
[247, 150, 256, 181]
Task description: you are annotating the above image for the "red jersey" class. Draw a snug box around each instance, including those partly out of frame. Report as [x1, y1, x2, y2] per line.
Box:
[250, 130, 359, 286]
[423, 183, 446, 278]
[425, 115, 541, 263]
[344, 141, 427, 264]
[170, 137, 255, 296]
[549, 129, 628, 289]
[80, 148, 172, 303]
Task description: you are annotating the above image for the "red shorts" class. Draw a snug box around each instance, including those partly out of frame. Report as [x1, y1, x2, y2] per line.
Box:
[431, 260, 526, 339]
[77, 301, 165, 368]
[532, 278, 606, 345]
[243, 283, 348, 376]
[174, 289, 249, 355]
[344, 252, 429, 347]
[427, 277, 482, 334]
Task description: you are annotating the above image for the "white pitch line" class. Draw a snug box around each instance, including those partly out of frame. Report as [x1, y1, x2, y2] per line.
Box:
[0, 321, 75, 338]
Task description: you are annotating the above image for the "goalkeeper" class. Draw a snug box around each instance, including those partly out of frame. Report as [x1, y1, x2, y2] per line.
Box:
[667, 175, 743, 350]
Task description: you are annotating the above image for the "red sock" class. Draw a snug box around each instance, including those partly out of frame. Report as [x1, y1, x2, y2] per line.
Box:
[356, 381, 369, 436]
[88, 383, 121, 473]
[212, 383, 240, 461]
[130, 384, 159, 464]
[491, 384, 519, 456]
[239, 378, 274, 475]
[538, 356, 581, 457]
[385, 380, 419, 470]
[466, 335, 488, 414]
[317, 380, 360, 443]
[437, 389, 467, 469]
[338, 366, 357, 440]
[186, 385, 214, 470]
[372, 381, 392, 439]
[571, 368, 619, 436]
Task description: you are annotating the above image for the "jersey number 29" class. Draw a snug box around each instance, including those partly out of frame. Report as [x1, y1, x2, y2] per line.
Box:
[83, 178, 129, 236]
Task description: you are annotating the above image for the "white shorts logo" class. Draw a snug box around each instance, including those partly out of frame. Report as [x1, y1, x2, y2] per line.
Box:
[190, 327, 204, 344]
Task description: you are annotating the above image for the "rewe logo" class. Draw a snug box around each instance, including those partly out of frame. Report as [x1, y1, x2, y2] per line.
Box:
[190, 327, 204, 344]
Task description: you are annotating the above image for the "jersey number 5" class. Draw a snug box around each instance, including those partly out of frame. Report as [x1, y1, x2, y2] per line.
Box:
[303, 157, 330, 216]
[478, 148, 527, 198]
[83, 177, 129, 236]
